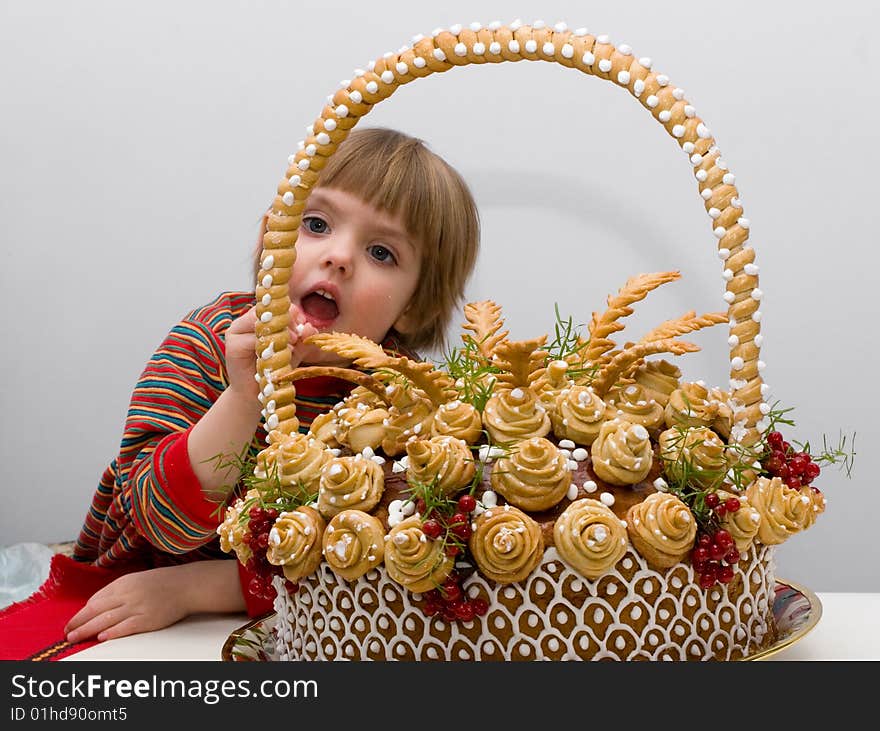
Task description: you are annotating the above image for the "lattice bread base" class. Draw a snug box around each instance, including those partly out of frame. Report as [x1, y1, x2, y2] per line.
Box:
[271, 544, 777, 661]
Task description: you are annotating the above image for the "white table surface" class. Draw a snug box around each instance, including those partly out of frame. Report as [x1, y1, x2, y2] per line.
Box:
[63, 592, 880, 661]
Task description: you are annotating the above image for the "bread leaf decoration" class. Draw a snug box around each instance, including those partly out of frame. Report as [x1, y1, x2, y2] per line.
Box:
[590, 338, 701, 397]
[583, 271, 681, 368]
[461, 300, 509, 364]
[491, 336, 549, 390]
[306, 332, 456, 406]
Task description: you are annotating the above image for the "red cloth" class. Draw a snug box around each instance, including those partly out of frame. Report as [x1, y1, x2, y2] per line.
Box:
[0, 554, 126, 661]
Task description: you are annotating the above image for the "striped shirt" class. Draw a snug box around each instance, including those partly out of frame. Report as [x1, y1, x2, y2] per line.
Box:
[72, 291, 416, 591]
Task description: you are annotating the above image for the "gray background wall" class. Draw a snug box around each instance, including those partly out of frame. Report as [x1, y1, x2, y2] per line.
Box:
[2, 0, 876, 592]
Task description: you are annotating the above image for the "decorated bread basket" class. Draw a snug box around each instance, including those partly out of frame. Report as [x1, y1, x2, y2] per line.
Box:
[218, 19, 833, 661]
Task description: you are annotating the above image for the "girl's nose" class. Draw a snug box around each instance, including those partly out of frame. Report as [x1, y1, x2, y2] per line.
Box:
[321, 237, 354, 275]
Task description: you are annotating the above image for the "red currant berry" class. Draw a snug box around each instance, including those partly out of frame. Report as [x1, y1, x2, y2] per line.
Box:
[441, 580, 462, 602]
[725, 547, 741, 564]
[698, 533, 712, 547]
[724, 497, 741, 513]
[790, 454, 809, 475]
[718, 565, 735, 584]
[781, 440, 792, 455]
[423, 601, 440, 617]
[445, 544, 460, 557]
[715, 504, 727, 518]
[709, 542, 727, 561]
[242, 532, 253, 545]
[705, 493, 720, 509]
[699, 572, 717, 589]
[472, 598, 489, 616]
[248, 577, 265, 596]
[784, 475, 803, 490]
[256, 532, 270, 549]
[457, 494, 478, 513]
[692, 546, 710, 567]
[767, 431, 784, 451]
[455, 602, 476, 622]
[714, 529, 733, 549]
[422, 519, 442, 539]
[763, 454, 784, 475]
[804, 462, 821, 482]
[415, 498, 427, 515]
[266, 507, 279, 520]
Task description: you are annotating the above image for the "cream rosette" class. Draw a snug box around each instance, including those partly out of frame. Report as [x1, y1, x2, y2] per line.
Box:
[632, 359, 681, 408]
[308, 410, 340, 448]
[430, 399, 483, 444]
[489, 436, 571, 511]
[745, 477, 819, 545]
[590, 419, 654, 485]
[483, 386, 550, 444]
[605, 383, 665, 431]
[550, 384, 606, 446]
[716, 489, 761, 552]
[317, 456, 384, 519]
[553, 498, 628, 580]
[256, 432, 330, 495]
[625, 492, 697, 569]
[217, 494, 253, 564]
[381, 395, 435, 456]
[664, 382, 718, 430]
[384, 515, 453, 592]
[405, 436, 476, 496]
[658, 426, 728, 488]
[533, 359, 572, 411]
[341, 407, 389, 454]
[469, 505, 544, 584]
[707, 387, 734, 439]
[321, 509, 385, 581]
[266, 505, 326, 581]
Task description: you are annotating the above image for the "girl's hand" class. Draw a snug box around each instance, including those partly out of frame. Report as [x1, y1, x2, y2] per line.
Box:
[288, 304, 319, 368]
[224, 303, 319, 405]
[225, 306, 260, 401]
[63, 567, 192, 643]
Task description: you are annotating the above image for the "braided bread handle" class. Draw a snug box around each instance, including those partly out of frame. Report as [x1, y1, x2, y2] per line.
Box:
[255, 20, 765, 446]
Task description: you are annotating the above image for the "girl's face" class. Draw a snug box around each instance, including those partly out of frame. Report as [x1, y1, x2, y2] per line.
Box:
[288, 186, 422, 365]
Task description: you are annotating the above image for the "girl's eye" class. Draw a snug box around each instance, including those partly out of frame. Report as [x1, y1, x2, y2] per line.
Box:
[368, 245, 396, 264]
[304, 216, 328, 234]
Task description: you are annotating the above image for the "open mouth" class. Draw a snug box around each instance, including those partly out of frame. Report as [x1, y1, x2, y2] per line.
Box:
[300, 288, 339, 326]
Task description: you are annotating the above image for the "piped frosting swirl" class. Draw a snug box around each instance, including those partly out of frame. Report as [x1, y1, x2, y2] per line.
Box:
[317, 456, 384, 518]
[551, 385, 606, 446]
[384, 515, 453, 592]
[553, 498, 628, 579]
[469, 504, 544, 584]
[489, 436, 571, 511]
[625, 492, 696, 568]
[483, 386, 550, 443]
[405, 436, 476, 496]
[590, 419, 654, 485]
[321, 509, 385, 581]
[266, 505, 326, 581]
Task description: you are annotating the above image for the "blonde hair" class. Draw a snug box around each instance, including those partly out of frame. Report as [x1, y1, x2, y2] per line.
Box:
[254, 127, 480, 352]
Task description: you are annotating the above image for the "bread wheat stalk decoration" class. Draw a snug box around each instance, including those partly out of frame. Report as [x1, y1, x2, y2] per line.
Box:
[306, 332, 458, 407]
[582, 271, 682, 370]
[461, 300, 509, 365]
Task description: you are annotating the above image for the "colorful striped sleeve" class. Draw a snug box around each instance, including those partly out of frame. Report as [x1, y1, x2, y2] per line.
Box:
[74, 292, 256, 567]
